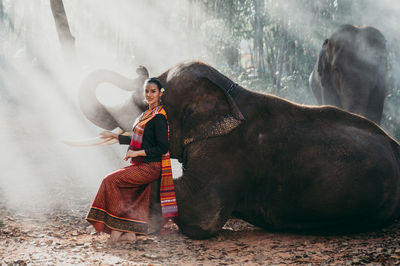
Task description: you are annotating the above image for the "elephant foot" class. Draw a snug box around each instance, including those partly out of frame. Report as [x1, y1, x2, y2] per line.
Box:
[175, 200, 231, 239]
[179, 223, 221, 239]
[178, 214, 229, 239]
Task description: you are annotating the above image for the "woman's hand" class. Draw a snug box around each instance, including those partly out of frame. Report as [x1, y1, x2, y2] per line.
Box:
[99, 131, 118, 139]
[124, 150, 146, 161]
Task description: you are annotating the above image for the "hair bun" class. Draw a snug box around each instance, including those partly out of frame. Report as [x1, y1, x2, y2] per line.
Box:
[145, 77, 163, 91]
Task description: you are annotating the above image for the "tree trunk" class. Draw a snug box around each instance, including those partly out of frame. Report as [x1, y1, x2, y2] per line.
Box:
[187, 0, 194, 50]
[0, 0, 4, 22]
[8, 0, 15, 31]
[214, 0, 221, 15]
[275, 42, 285, 94]
[265, 41, 277, 87]
[253, 37, 258, 76]
[248, 43, 255, 76]
[50, 0, 76, 60]
[275, 15, 289, 95]
[254, 0, 265, 78]
[226, 0, 238, 71]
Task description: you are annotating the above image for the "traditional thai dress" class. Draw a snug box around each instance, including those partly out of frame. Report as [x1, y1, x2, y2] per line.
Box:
[87, 106, 178, 235]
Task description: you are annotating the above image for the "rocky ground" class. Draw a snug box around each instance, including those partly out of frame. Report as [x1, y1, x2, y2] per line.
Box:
[2, 201, 400, 265]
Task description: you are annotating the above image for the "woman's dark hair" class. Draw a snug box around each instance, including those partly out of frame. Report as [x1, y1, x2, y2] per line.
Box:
[144, 77, 163, 91]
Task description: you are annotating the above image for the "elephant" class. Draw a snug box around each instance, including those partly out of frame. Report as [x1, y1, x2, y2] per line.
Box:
[79, 66, 149, 132]
[79, 61, 400, 239]
[309, 24, 389, 124]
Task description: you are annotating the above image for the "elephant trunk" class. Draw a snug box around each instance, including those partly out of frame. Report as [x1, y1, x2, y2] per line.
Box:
[309, 69, 322, 105]
[78, 68, 148, 131]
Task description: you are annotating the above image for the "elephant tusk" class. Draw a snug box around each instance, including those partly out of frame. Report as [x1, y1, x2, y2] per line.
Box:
[100, 138, 118, 145]
[114, 127, 124, 135]
[62, 127, 129, 147]
[62, 136, 116, 147]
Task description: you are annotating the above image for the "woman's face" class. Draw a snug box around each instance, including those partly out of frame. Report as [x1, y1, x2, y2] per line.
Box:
[144, 83, 163, 107]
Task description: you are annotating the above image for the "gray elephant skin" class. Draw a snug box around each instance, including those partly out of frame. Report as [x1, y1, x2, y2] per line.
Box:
[80, 61, 400, 239]
[309, 24, 389, 124]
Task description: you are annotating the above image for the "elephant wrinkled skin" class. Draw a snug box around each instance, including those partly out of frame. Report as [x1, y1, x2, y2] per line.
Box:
[309, 24, 389, 124]
[80, 61, 400, 239]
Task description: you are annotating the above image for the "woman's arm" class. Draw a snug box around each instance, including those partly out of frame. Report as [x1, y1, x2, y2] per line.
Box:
[99, 131, 132, 145]
[124, 149, 146, 161]
[118, 135, 131, 145]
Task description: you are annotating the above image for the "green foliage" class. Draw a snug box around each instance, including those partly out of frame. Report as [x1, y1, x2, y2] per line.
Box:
[200, 18, 240, 69]
[0, 220, 4, 227]
[278, 72, 316, 105]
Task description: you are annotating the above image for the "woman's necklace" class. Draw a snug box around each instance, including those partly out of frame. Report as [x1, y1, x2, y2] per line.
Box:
[148, 104, 160, 110]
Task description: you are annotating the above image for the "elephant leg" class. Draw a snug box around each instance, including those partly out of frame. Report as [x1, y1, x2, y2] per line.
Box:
[366, 87, 386, 124]
[148, 171, 228, 239]
[148, 178, 162, 234]
[175, 168, 232, 239]
[174, 141, 238, 239]
[309, 71, 323, 105]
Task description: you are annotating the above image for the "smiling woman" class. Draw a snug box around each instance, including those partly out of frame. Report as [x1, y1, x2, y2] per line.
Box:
[86, 78, 178, 244]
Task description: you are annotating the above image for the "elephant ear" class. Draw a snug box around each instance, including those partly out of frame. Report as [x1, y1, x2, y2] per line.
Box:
[317, 39, 332, 88]
[317, 39, 329, 76]
[180, 76, 245, 146]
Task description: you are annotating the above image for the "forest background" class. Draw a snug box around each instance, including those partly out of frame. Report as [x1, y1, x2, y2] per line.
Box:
[1, 0, 400, 209]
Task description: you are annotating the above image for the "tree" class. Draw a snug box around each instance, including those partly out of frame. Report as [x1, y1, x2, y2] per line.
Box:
[0, 0, 4, 22]
[50, 0, 76, 60]
[253, 0, 265, 78]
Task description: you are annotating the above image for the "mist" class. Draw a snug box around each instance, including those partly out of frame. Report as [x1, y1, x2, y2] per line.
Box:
[0, 0, 196, 212]
[1, 0, 400, 214]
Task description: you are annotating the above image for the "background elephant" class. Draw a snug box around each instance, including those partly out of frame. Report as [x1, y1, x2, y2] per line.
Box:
[309, 24, 389, 124]
[80, 61, 400, 239]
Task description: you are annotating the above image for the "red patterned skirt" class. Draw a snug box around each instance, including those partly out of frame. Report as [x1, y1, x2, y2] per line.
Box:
[86, 162, 161, 235]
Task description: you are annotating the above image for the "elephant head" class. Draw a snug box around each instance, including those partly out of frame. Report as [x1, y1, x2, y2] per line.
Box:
[156, 61, 245, 160]
[309, 24, 389, 124]
[79, 66, 149, 132]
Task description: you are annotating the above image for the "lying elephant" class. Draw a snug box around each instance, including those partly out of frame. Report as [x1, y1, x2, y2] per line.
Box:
[79, 61, 400, 239]
[309, 24, 389, 124]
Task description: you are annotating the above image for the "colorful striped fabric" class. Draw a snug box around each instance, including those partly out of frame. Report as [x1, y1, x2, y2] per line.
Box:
[129, 106, 178, 226]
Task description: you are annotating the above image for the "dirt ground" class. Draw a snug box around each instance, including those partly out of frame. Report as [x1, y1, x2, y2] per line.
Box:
[2, 200, 400, 266]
